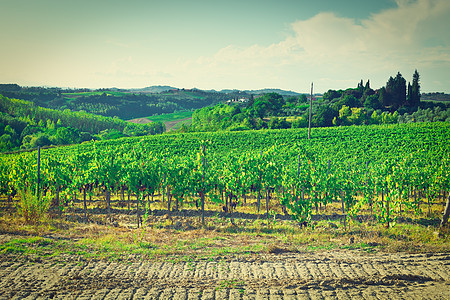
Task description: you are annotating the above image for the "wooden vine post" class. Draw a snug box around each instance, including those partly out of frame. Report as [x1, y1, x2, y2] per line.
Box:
[83, 186, 87, 222]
[127, 191, 131, 210]
[294, 155, 300, 210]
[167, 187, 171, 216]
[136, 193, 140, 228]
[36, 146, 41, 199]
[107, 155, 113, 224]
[162, 157, 166, 203]
[366, 161, 373, 216]
[256, 150, 263, 214]
[201, 144, 206, 225]
[385, 188, 390, 228]
[308, 82, 313, 140]
[266, 186, 270, 225]
[326, 159, 330, 209]
[106, 190, 111, 223]
[441, 192, 450, 227]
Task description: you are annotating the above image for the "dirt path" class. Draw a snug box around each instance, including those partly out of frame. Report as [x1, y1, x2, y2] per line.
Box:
[127, 118, 153, 124]
[1, 250, 449, 299]
[164, 117, 192, 131]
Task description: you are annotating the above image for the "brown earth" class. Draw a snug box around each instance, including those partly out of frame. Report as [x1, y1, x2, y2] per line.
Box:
[127, 117, 191, 131]
[164, 117, 192, 131]
[1, 247, 449, 299]
[1, 198, 449, 299]
[127, 118, 153, 124]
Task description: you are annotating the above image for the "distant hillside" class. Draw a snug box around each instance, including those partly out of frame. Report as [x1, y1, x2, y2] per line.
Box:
[133, 86, 305, 96]
[130, 85, 177, 93]
[421, 92, 450, 101]
[219, 88, 304, 96]
[0, 84, 231, 120]
[245, 88, 302, 96]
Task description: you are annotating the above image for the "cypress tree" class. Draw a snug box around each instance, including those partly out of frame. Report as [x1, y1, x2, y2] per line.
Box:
[364, 80, 370, 91]
[411, 70, 420, 106]
[385, 72, 406, 109]
[407, 82, 412, 105]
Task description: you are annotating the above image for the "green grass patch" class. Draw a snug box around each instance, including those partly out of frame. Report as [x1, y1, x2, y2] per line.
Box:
[62, 91, 131, 99]
[0, 236, 55, 255]
[1, 204, 449, 264]
[147, 110, 193, 123]
[170, 118, 192, 130]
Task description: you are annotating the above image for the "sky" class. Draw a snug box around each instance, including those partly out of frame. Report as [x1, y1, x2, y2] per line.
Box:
[0, 0, 449, 93]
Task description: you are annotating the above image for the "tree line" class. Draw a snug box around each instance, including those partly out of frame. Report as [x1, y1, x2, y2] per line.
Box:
[0, 85, 233, 120]
[186, 70, 449, 132]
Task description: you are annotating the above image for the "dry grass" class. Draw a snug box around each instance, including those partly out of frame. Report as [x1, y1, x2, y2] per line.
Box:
[1, 194, 449, 263]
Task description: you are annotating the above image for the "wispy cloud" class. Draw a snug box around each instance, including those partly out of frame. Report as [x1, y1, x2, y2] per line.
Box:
[176, 0, 450, 91]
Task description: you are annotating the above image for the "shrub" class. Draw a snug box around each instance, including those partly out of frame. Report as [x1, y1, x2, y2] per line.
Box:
[17, 189, 51, 224]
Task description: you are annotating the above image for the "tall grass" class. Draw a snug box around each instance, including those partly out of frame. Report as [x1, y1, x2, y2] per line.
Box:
[17, 189, 50, 224]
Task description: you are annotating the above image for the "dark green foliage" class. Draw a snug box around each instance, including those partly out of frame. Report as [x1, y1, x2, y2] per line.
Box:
[251, 97, 271, 119]
[0, 84, 21, 92]
[409, 70, 421, 106]
[364, 94, 382, 110]
[268, 117, 290, 129]
[0, 112, 28, 133]
[323, 89, 342, 101]
[291, 117, 308, 129]
[385, 72, 407, 109]
[313, 106, 338, 127]
[35, 135, 52, 147]
[298, 94, 308, 103]
[335, 94, 359, 110]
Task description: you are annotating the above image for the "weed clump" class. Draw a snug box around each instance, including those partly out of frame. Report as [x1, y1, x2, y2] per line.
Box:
[17, 189, 51, 225]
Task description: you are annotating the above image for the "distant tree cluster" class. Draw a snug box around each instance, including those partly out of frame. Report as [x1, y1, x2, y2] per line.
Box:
[190, 93, 297, 132]
[186, 70, 448, 133]
[378, 70, 420, 109]
[421, 92, 450, 102]
[398, 107, 450, 123]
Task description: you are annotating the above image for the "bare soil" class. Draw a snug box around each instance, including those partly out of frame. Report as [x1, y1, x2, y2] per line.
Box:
[127, 118, 153, 124]
[164, 117, 192, 131]
[1, 198, 450, 299]
[1, 247, 449, 299]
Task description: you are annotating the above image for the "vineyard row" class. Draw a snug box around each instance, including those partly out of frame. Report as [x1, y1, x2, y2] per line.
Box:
[1, 138, 449, 227]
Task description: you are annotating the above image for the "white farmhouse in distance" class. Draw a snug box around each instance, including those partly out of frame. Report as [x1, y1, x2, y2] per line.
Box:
[226, 98, 249, 104]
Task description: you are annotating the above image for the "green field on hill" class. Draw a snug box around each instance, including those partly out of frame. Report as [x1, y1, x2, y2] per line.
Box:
[146, 110, 193, 123]
[62, 91, 131, 99]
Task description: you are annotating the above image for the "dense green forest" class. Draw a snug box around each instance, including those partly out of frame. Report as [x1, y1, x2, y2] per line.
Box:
[187, 71, 450, 132]
[0, 84, 241, 119]
[0, 95, 165, 152]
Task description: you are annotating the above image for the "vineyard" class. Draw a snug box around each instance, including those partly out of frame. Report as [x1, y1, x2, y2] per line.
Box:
[1, 122, 449, 228]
